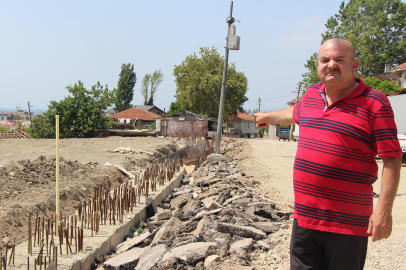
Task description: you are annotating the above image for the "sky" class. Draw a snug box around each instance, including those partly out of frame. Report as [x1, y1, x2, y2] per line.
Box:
[0, 0, 350, 114]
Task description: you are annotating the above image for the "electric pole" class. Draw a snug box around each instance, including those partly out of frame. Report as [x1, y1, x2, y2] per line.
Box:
[215, 1, 240, 154]
[27, 101, 33, 124]
[258, 98, 261, 112]
[290, 84, 301, 140]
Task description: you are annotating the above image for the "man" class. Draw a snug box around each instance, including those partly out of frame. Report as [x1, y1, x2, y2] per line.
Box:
[255, 38, 401, 270]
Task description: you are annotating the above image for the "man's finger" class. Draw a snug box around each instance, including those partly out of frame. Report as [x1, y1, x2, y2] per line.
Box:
[367, 219, 373, 234]
[372, 225, 381, 242]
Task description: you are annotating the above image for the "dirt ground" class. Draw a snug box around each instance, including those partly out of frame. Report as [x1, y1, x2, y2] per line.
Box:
[0, 136, 179, 253]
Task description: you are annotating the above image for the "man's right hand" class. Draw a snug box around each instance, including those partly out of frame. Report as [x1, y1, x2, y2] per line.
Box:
[254, 106, 296, 128]
[254, 112, 272, 128]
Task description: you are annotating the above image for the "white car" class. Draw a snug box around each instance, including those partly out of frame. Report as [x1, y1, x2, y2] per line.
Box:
[293, 124, 299, 142]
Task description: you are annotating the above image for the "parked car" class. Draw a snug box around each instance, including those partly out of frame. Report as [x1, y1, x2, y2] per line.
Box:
[293, 124, 299, 142]
[279, 126, 290, 141]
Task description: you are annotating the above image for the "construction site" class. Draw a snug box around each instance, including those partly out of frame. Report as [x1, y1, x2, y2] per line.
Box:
[0, 136, 405, 270]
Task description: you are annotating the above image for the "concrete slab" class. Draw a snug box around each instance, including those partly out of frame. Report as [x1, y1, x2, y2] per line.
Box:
[115, 231, 150, 254]
[207, 154, 225, 163]
[104, 248, 144, 268]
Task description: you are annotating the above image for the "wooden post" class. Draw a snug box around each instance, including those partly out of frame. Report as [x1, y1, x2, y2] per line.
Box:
[56, 115, 60, 237]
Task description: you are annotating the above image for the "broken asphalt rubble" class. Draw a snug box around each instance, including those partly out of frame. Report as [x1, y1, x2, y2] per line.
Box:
[99, 149, 293, 270]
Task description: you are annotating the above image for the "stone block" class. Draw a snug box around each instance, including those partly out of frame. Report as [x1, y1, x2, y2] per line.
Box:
[135, 244, 168, 270]
[160, 242, 217, 265]
[115, 231, 151, 254]
[215, 223, 266, 240]
[104, 248, 144, 269]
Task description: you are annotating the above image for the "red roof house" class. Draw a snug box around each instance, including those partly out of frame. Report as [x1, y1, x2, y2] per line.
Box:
[224, 111, 258, 139]
[112, 108, 160, 127]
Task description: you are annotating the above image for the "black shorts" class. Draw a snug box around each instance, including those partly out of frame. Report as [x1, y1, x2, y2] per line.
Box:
[290, 219, 368, 270]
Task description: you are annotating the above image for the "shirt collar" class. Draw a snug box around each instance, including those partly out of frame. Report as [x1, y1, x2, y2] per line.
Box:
[318, 78, 367, 99]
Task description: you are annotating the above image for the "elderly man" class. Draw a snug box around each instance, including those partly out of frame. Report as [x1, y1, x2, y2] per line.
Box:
[255, 38, 401, 270]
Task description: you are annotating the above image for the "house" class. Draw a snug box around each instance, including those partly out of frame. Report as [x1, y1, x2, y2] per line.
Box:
[133, 105, 165, 117]
[264, 97, 301, 140]
[156, 110, 216, 137]
[359, 62, 406, 88]
[0, 113, 8, 121]
[223, 112, 258, 139]
[111, 108, 160, 128]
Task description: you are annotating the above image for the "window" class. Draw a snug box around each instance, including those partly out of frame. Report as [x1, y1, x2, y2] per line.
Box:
[228, 122, 235, 128]
[243, 122, 250, 129]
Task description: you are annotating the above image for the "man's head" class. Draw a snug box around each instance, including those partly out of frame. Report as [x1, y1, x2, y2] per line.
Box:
[317, 38, 359, 90]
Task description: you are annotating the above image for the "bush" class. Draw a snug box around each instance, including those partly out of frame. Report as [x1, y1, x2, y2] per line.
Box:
[361, 77, 402, 94]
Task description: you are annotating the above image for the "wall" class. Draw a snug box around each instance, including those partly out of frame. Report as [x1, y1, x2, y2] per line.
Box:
[241, 120, 258, 135]
[388, 94, 406, 134]
[164, 119, 208, 137]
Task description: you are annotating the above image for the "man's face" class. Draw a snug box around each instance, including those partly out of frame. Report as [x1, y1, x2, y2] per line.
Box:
[317, 40, 358, 88]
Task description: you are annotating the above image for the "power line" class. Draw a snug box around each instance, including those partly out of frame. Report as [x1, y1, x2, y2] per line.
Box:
[261, 93, 296, 101]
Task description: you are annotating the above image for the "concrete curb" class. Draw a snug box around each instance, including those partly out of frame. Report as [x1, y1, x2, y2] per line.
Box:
[11, 168, 185, 270]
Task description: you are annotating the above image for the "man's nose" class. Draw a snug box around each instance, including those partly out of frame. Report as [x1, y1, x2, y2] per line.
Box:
[327, 60, 338, 69]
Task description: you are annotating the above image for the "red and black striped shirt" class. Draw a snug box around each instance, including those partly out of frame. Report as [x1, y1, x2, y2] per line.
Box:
[292, 78, 401, 236]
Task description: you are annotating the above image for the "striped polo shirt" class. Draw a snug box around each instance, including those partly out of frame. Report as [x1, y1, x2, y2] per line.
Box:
[292, 78, 401, 236]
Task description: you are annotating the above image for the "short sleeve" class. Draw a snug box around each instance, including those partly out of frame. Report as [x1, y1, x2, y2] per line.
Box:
[293, 100, 302, 125]
[371, 102, 402, 157]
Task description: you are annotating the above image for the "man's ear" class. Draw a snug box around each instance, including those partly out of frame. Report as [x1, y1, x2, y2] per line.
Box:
[352, 60, 359, 74]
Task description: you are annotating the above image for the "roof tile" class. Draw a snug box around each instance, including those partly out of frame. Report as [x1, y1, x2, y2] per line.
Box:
[112, 108, 160, 121]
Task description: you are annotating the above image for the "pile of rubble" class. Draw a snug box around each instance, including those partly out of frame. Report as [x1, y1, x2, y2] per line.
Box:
[95, 155, 293, 270]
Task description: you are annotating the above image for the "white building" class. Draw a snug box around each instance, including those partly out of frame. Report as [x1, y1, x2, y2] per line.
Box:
[223, 112, 258, 139]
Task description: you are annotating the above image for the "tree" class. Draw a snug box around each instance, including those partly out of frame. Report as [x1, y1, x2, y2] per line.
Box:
[300, 52, 320, 89]
[139, 70, 164, 105]
[321, 0, 406, 75]
[115, 63, 136, 112]
[166, 101, 184, 115]
[173, 47, 248, 119]
[361, 77, 402, 93]
[28, 81, 115, 138]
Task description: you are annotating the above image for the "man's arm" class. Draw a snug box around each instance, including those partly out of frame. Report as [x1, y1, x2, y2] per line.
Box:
[367, 156, 401, 242]
[254, 106, 295, 128]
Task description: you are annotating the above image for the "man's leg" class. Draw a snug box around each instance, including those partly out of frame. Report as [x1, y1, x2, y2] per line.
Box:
[320, 230, 368, 270]
[290, 219, 328, 270]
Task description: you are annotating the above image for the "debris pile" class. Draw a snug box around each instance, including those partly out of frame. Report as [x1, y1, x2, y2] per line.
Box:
[96, 155, 293, 270]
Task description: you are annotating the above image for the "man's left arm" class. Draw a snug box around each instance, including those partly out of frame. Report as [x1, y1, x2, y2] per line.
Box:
[367, 156, 401, 242]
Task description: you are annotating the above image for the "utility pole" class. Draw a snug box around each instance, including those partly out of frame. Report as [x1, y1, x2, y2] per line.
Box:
[27, 101, 33, 123]
[215, 1, 240, 154]
[258, 98, 261, 112]
[290, 84, 301, 140]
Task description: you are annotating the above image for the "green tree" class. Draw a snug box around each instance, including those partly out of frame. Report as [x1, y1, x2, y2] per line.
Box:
[361, 77, 402, 93]
[166, 101, 184, 115]
[300, 52, 320, 89]
[321, 0, 406, 75]
[139, 70, 164, 105]
[173, 47, 248, 119]
[115, 63, 137, 112]
[28, 81, 115, 138]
